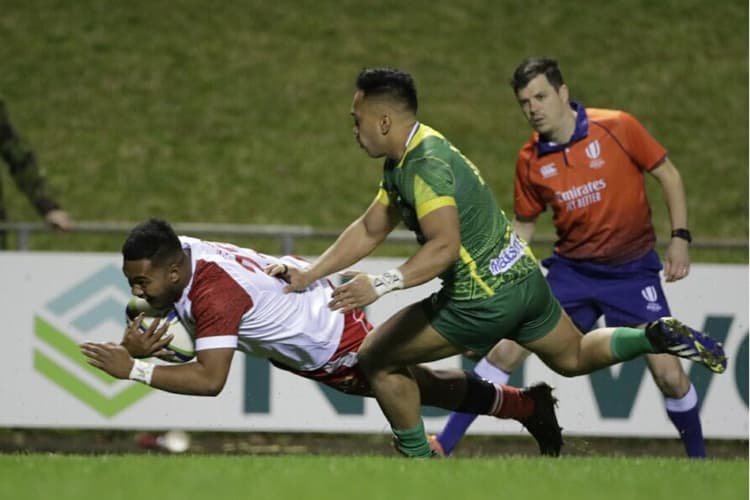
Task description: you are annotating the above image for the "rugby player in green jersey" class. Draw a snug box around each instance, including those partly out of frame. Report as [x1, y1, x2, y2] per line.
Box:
[269, 68, 726, 458]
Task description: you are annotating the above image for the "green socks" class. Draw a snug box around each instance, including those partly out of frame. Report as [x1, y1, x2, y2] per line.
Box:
[392, 420, 434, 458]
[610, 327, 657, 361]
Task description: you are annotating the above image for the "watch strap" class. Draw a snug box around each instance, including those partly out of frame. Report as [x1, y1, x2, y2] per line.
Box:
[671, 228, 692, 243]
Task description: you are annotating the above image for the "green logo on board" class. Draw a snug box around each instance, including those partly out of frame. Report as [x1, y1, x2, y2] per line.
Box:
[33, 264, 152, 417]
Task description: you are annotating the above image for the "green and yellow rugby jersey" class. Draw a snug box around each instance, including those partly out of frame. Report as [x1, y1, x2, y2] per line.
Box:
[376, 123, 538, 300]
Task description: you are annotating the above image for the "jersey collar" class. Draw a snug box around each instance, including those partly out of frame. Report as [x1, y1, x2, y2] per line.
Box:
[535, 101, 588, 156]
[395, 121, 421, 168]
[405, 121, 420, 147]
[390, 122, 446, 168]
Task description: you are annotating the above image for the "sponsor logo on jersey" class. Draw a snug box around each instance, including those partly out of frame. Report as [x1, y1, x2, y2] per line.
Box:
[489, 233, 526, 275]
[641, 285, 663, 312]
[540, 162, 558, 178]
[555, 178, 607, 211]
[585, 140, 605, 168]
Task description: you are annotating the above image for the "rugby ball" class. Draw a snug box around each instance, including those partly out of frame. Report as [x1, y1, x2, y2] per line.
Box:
[125, 297, 195, 363]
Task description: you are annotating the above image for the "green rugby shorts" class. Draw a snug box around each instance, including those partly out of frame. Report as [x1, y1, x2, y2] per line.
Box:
[422, 267, 561, 356]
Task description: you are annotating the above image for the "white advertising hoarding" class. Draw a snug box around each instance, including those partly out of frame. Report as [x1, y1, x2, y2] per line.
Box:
[0, 252, 746, 438]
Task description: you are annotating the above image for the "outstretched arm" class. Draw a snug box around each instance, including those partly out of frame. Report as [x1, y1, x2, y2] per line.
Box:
[328, 204, 460, 312]
[80, 343, 235, 396]
[276, 196, 401, 291]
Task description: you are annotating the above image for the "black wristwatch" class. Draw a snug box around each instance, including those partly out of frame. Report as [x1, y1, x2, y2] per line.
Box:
[671, 228, 692, 243]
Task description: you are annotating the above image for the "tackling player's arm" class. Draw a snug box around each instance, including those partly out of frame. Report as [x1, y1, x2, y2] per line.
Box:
[398, 204, 460, 286]
[649, 157, 690, 282]
[80, 342, 235, 396]
[281, 195, 400, 291]
[328, 198, 460, 313]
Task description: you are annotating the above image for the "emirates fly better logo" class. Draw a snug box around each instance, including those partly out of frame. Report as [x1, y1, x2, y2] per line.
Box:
[33, 264, 152, 417]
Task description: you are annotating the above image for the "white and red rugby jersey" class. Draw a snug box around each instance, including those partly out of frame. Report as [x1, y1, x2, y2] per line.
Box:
[173, 236, 344, 371]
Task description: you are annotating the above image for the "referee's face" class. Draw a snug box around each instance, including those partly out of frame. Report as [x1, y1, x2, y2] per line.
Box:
[516, 74, 569, 138]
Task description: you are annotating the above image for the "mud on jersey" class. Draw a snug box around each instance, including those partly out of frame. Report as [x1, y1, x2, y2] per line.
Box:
[376, 124, 537, 300]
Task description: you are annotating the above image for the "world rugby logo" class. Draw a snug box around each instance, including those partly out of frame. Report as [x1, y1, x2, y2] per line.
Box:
[641, 285, 663, 312]
[585, 140, 605, 168]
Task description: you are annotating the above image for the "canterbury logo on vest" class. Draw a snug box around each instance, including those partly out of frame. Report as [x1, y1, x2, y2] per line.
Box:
[540, 162, 558, 178]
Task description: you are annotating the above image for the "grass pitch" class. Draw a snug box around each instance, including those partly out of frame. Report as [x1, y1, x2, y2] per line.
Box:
[1, 454, 747, 500]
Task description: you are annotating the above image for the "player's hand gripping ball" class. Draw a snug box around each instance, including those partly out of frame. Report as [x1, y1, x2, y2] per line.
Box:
[126, 297, 195, 363]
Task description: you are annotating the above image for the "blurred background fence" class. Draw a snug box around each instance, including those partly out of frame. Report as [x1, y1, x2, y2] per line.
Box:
[1, 222, 747, 256]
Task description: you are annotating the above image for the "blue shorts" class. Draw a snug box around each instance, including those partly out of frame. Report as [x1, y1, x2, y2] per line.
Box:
[542, 250, 671, 331]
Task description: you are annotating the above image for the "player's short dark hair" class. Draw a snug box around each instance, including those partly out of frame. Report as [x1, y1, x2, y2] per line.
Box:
[510, 57, 565, 93]
[355, 67, 418, 113]
[122, 218, 182, 266]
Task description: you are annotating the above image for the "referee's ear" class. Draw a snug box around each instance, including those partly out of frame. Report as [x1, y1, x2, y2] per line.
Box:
[559, 83, 570, 103]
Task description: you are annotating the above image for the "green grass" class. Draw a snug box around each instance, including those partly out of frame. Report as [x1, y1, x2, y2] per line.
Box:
[1, 454, 747, 500]
[0, 0, 746, 258]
